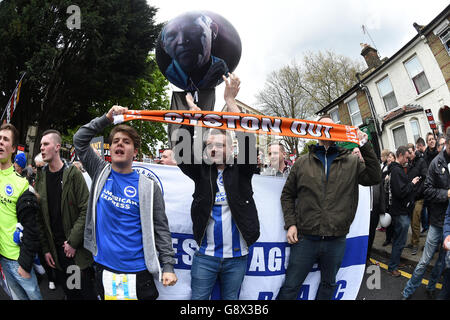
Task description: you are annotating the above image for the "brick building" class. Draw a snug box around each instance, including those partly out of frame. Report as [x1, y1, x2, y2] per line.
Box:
[317, 4, 450, 155]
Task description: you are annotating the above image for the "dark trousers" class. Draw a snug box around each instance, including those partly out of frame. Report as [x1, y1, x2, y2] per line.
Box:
[93, 263, 159, 300]
[55, 246, 97, 300]
[367, 210, 380, 261]
[277, 235, 347, 300]
[37, 252, 56, 283]
[388, 215, 410, 271]
[385, 222, 395, 242]
[421, 205, 429, 231]
[438, 268, 450, 300]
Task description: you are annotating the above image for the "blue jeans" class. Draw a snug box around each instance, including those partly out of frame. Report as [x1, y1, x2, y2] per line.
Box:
[388, 215, 410, 271]
[190, 251, 247, 300]
[0, 257, 42, 300]
[421, 206, 429, 231]
[277, 235, 347, 300]
[438, 267, 450, 300]
[402, 225, 446, 298]
[446, 251, 450, 269]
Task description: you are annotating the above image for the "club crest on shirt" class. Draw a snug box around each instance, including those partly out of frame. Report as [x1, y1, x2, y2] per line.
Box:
[5, 184, 13, 197]
[132, 165, 164, 196]
[217, 171, 224, 186]
[124, 186, 137, 198]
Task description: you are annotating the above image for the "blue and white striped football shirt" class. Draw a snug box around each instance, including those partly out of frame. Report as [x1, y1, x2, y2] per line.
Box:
[198, 170, 248, 258]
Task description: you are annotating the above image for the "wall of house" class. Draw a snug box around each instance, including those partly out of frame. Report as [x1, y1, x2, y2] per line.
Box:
[427, 16, 450, 91]
[357, 90, 373, 121]
[366, 38, 450, 151]
[337, 101, 350, 125]
[334, 90, 371, 127]
[381, 113, 431, 151]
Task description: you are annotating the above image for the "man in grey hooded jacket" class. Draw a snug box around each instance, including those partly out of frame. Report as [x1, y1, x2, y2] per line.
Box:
[73, 106, 177, 300]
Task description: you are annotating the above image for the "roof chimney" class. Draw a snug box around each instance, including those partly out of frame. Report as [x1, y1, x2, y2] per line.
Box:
[360, 43, 381, 69]
[413, 22, 424, 33]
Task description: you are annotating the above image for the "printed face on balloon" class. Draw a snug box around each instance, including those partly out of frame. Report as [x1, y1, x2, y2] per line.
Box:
[156, 11, 241, 91]
[162, 15, 215, 73]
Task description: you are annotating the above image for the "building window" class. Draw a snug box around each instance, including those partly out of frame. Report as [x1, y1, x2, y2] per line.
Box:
[438, 27, 450, 55]
[329, 108, 340, 124]
[404, 55, 430, 95]
[392, 125, 408, 149]
[377, 76, 398, 111]
[347, 98, 363, 127]
[410, 119, 421, 143]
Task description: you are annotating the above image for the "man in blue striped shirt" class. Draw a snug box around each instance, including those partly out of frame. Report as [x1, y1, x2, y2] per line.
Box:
[198, 168, 249, 259]
[179, 73, 260, 299]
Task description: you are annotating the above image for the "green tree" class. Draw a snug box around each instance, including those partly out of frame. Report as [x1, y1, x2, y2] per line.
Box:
[299, 140, 317, 156]
[0, 0, 162, 156]
[301, 50, 364, 108]
[256, 50, 363, 154]
[90, 54, 170, 159]
[256, 64, 315, 156]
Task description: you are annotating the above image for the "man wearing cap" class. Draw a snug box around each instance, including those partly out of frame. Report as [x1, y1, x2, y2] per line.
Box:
[13, 153, 26, 173]
[13, 153, 33, 185]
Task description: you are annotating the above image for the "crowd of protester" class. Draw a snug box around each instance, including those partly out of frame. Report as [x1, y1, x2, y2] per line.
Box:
[1, 73, 449, 301]
[366, 131, 450, 299]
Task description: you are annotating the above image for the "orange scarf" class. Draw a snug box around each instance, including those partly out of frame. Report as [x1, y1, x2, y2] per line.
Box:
[114, 110, 360, 144]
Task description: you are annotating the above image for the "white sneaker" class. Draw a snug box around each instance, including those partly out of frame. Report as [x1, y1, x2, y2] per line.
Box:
[33, 263, 46, 275]
[48, 281, 56, 290]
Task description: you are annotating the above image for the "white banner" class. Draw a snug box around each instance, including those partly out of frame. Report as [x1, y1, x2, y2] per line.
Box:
[132, 163, 370, 300]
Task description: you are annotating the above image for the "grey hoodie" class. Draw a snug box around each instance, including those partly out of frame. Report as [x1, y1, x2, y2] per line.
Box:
[73, 114, 175, 280]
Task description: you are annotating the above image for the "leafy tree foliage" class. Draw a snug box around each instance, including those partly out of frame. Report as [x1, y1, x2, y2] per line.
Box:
[90, 54, 170, 159]
[0, 0, 163, 156]
[302, 50, 363, 108]
[256, 50, 363, 155]
[256, 64, 316, 156]
[299, 140, 317, 156]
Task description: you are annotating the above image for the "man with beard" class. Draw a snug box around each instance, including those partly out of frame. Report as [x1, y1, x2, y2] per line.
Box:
[178, 74, 260, 300]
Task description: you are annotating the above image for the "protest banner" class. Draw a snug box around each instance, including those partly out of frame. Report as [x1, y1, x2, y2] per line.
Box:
[132, 163, 369, 300]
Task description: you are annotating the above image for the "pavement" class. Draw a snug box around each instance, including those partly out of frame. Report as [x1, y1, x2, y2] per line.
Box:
[370, 225, 439, 271]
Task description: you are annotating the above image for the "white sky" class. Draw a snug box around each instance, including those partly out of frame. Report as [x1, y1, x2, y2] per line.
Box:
[148, 0, 449, 111]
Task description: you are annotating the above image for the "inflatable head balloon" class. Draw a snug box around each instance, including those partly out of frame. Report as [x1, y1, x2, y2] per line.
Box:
[156, 11, 242, 91]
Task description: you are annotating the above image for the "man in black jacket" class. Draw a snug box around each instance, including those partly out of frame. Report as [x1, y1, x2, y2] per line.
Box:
[388, 145, 420, 277]
[415, 137, 426, 158]
[424, 132, 438, 168]
[422, 133, 439, 234]
[405, 143, 428, 255]
[178, 73, 260, 300]
[402, 134, 450, 299]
